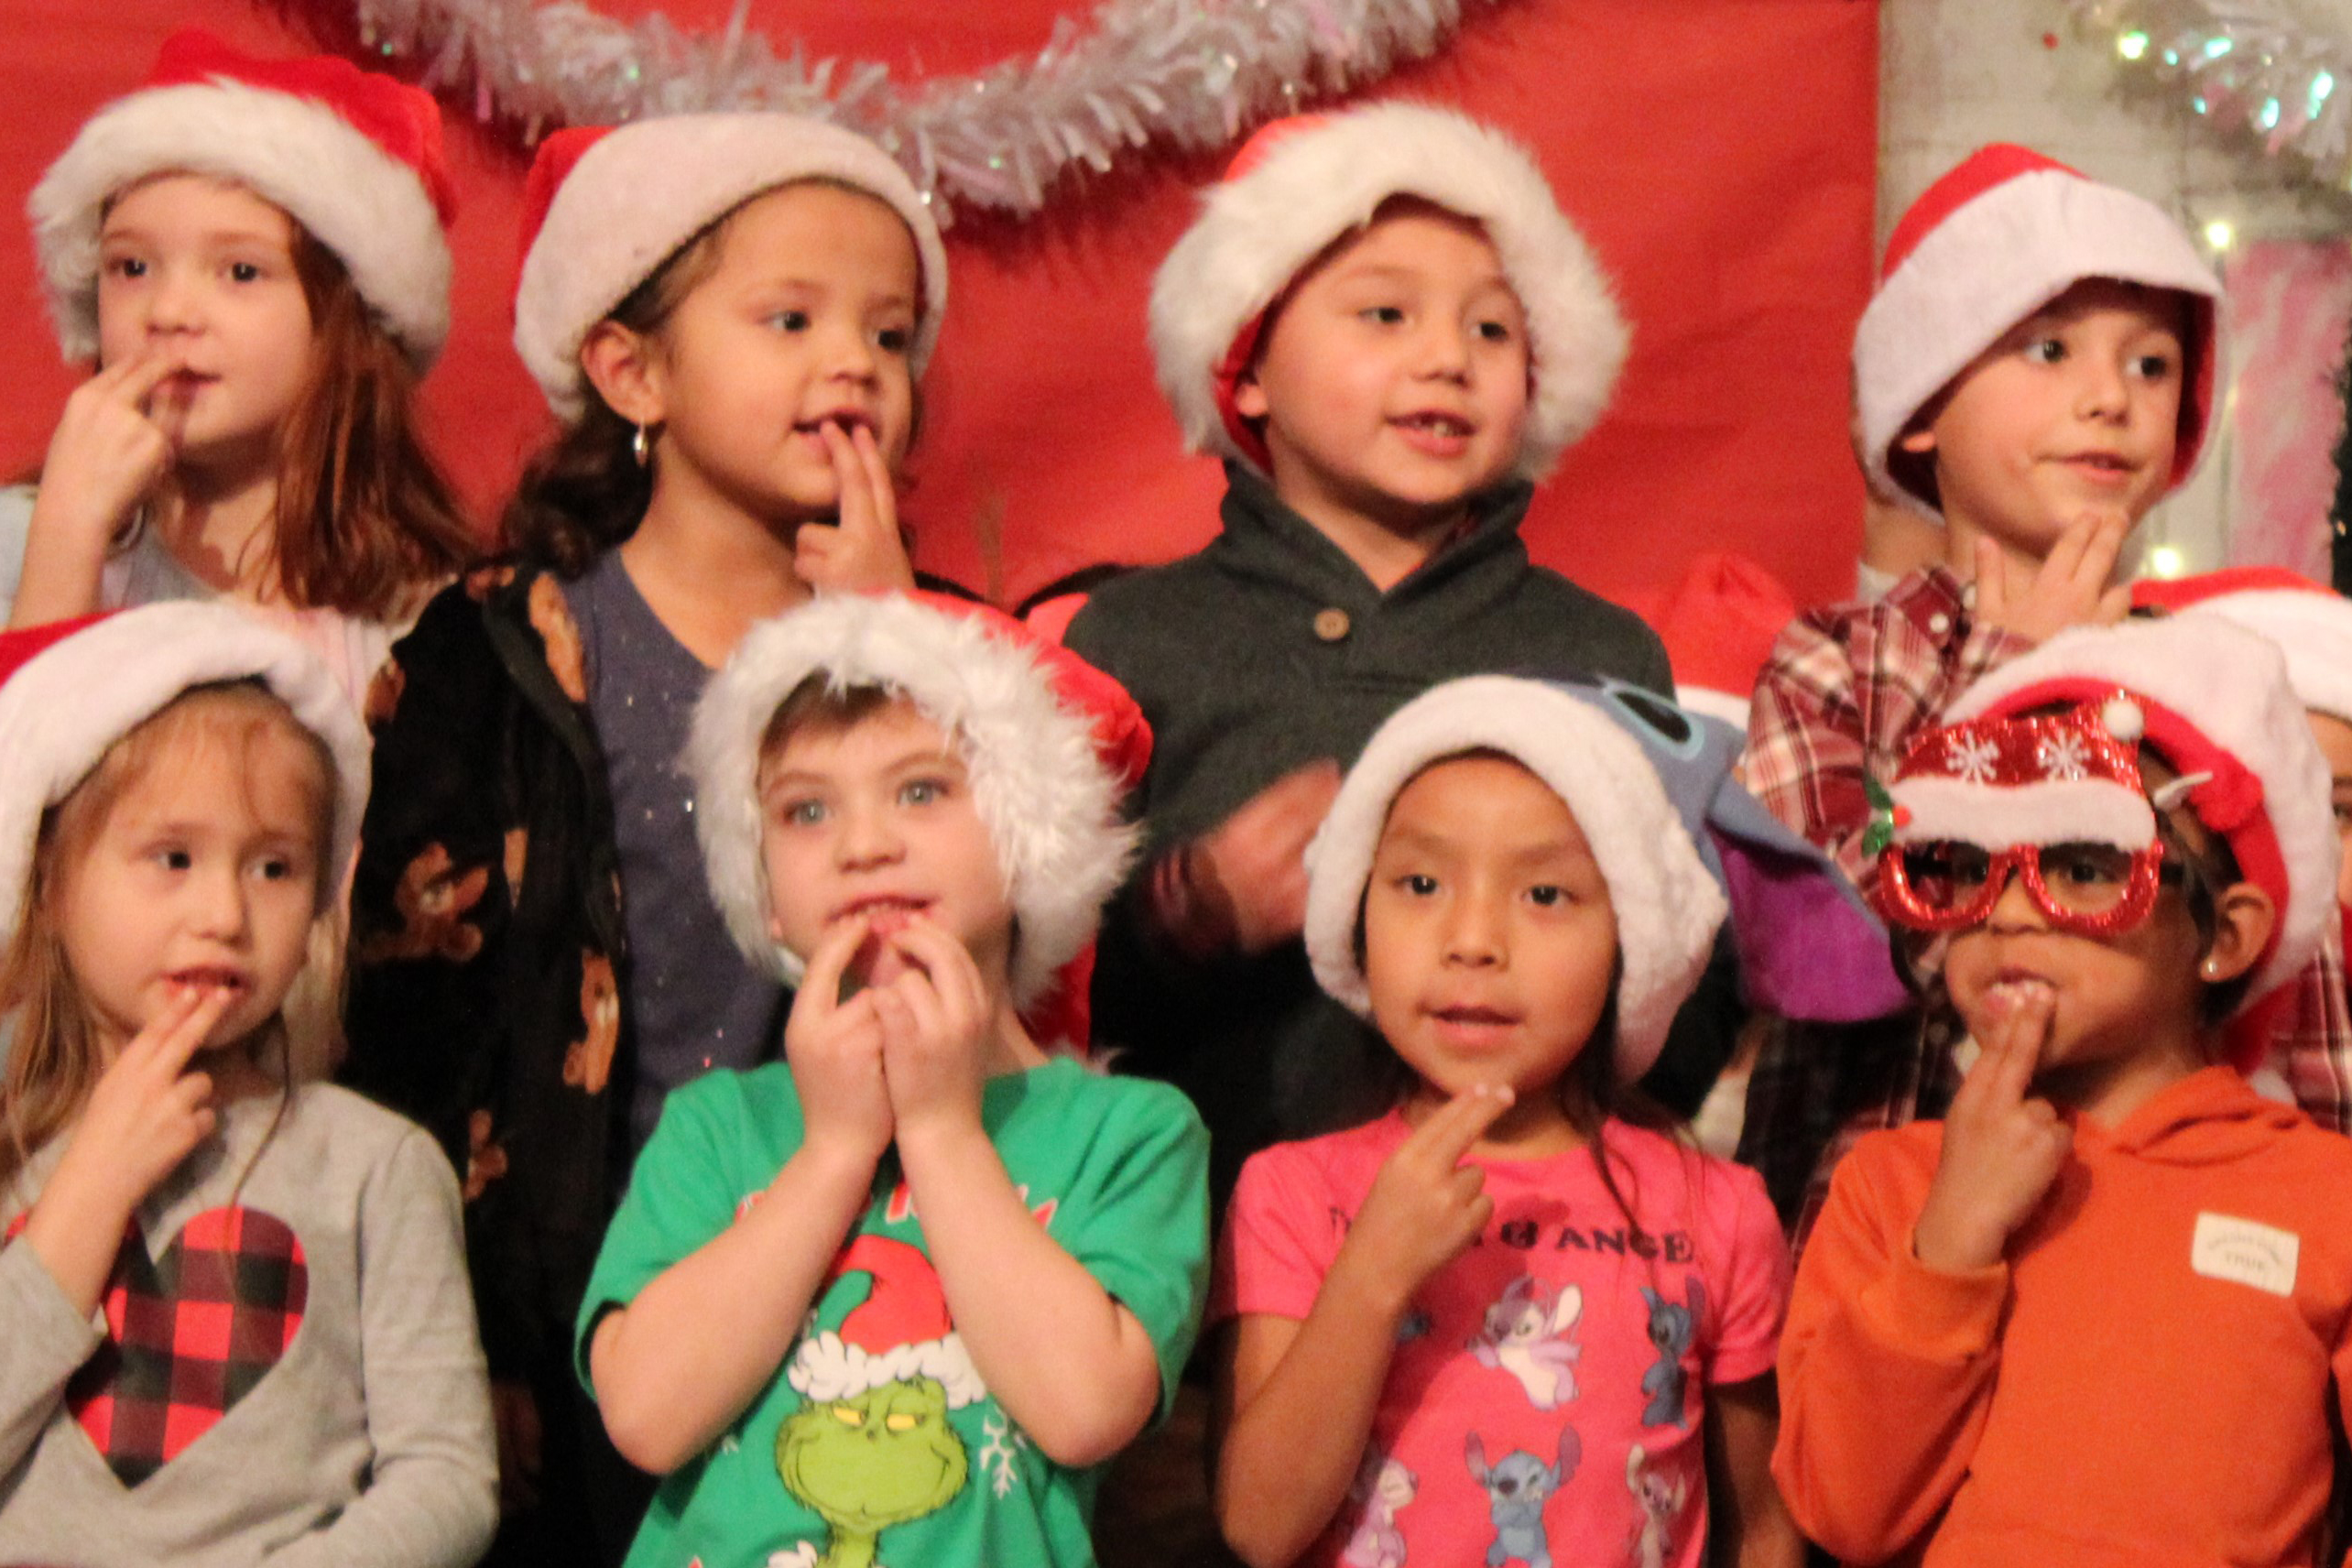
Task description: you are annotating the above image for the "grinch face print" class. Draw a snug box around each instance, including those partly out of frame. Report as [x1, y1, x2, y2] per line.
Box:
[776, 1378, 966, 1567]
[775, 1236, 989, 1567]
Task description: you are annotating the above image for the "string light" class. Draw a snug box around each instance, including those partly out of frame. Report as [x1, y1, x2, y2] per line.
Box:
[2204, 217, 2235, 248]
[2147, 545, 2186, 578]
[2071, 1, 2352, 192]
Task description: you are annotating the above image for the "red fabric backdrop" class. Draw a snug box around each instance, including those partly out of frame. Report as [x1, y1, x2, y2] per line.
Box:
[0, 0, 1876, 618]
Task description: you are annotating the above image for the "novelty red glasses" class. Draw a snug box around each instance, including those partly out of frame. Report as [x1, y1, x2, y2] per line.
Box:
[1878, 837, 2167, 936]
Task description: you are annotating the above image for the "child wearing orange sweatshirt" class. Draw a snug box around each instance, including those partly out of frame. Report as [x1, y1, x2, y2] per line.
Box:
[1774, 614, 2352, 1567]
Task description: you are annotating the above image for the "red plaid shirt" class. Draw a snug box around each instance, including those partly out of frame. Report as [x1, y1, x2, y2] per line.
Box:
[1743, 565, 2031, 892]
[1736, 567, 2352, 1241]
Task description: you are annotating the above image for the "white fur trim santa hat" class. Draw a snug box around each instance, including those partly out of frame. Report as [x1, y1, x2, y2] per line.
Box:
[29, 30, 455, 372]
[686, 591, 1145, 1010]
[1948, 614, 2335, 1010]
[2134, 566, 2352, 726]
[513, 114, 951, 419]
[787, 1236, 985, 1409]
[1855, 144, 2221, 519]
[0, 604, 371, 949]
[1302, 676, 1725, 1082]
[1149, 103, 1628, 483]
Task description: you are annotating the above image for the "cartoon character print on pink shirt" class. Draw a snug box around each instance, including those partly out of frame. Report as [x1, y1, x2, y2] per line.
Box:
[1467, 1276, 1584, 1410]
[1341, 1452, 1415, 1568]
[1216, 1116, 1792, 1568]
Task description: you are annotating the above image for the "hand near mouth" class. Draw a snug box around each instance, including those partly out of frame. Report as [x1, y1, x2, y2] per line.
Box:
[1913, 985, 2071, 1271]
[781, 913, 895, 1167]
[793, 419, 915, 593]
[830, 898, 928, 985]
[1330, 1084, 1516, 1316]
[1166, 759, 1343, 958]
[1972, 506, 2130, 647]
[868, 917, 994, 1148]
[16, 349, 186, 625]
[18, 982, 236, 1314]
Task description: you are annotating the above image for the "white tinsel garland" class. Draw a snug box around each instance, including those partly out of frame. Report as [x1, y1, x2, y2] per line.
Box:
[348, 0, 1510, 221]
[2068, 0, 2352, 193]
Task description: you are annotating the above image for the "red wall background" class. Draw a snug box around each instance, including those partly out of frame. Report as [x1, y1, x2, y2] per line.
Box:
[0, 0, 1877, 619]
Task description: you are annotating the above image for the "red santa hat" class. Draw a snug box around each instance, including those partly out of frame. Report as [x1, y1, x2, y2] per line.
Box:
[0, 604, 372, 951]
[2133, 566, 2352, 726]
[1941, 615, 2334, 1013]
[29, 29, 455, 371]
[1655, 551, 1795, 733]
[1149, 103, 1627, 483]
[686, 591, 1148, 1028]
[787, 1236, 985, 1408]
[512, 114, 951, 419]
[1854, 144, 2221, 520]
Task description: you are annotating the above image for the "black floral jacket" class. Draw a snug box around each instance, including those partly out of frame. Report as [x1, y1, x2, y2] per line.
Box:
[342, 561, 627, 1376]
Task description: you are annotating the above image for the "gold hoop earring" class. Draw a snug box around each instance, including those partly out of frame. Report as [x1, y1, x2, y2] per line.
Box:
[632, 423, 651, 468]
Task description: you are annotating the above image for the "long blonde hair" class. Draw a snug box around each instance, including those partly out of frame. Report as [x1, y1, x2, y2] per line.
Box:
[0, 681, 334, 1193]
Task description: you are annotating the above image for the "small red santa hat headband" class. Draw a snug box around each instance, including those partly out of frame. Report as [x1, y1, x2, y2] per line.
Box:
[1149, 103, 1627, 483]
[686, 591, 1148, 1014]
[1907, 615, 2336, 1012]
[2133, 566, 2352, 727]
[1853, 144, 2220, 521]
[512, 114, 951, 420]
[29, 30, 455, 371]
[0, 604, 372, 953]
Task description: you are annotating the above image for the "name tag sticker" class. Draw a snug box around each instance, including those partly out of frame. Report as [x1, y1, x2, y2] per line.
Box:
[2192, 1213, 2300, 1297]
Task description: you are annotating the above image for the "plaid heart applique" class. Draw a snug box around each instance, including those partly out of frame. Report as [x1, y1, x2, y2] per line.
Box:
[62, 1206, 309, 1486]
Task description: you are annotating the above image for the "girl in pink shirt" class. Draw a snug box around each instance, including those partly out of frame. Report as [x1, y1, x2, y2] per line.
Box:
[1214, 674, 1901, 1568]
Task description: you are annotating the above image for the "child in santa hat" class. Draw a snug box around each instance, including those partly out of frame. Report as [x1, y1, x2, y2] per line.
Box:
[338, 112, 951, 1565]
[1215, 670, 1899, 1568]
[10, 30, 476, 703]
[0, 604, 493, 1567]
[1058, 103, 1671, 1209]
[1776, 614, 2352, 1566]
[1741, 146, 2242, 1234]
[578, 591, 1207, 1568]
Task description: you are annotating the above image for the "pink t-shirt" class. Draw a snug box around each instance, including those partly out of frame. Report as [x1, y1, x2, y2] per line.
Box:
[1215, 1114, 1789, 1568]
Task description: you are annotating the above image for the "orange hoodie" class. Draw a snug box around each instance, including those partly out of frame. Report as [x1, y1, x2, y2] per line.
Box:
[1775, 1066, 2352, 1568]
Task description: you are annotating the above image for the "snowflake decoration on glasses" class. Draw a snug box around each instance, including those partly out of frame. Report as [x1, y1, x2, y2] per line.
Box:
[1944, 732, 2002, 785]
[2036, 730, 2092, 781]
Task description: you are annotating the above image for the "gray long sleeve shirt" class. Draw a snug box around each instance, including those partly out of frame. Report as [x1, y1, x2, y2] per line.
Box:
[1064, 464, 1672, 1203]
[0, 1083, 496, 1567]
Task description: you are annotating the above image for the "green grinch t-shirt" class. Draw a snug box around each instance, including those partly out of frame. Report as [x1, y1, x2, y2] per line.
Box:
[578, 1056, 1211, 1568]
